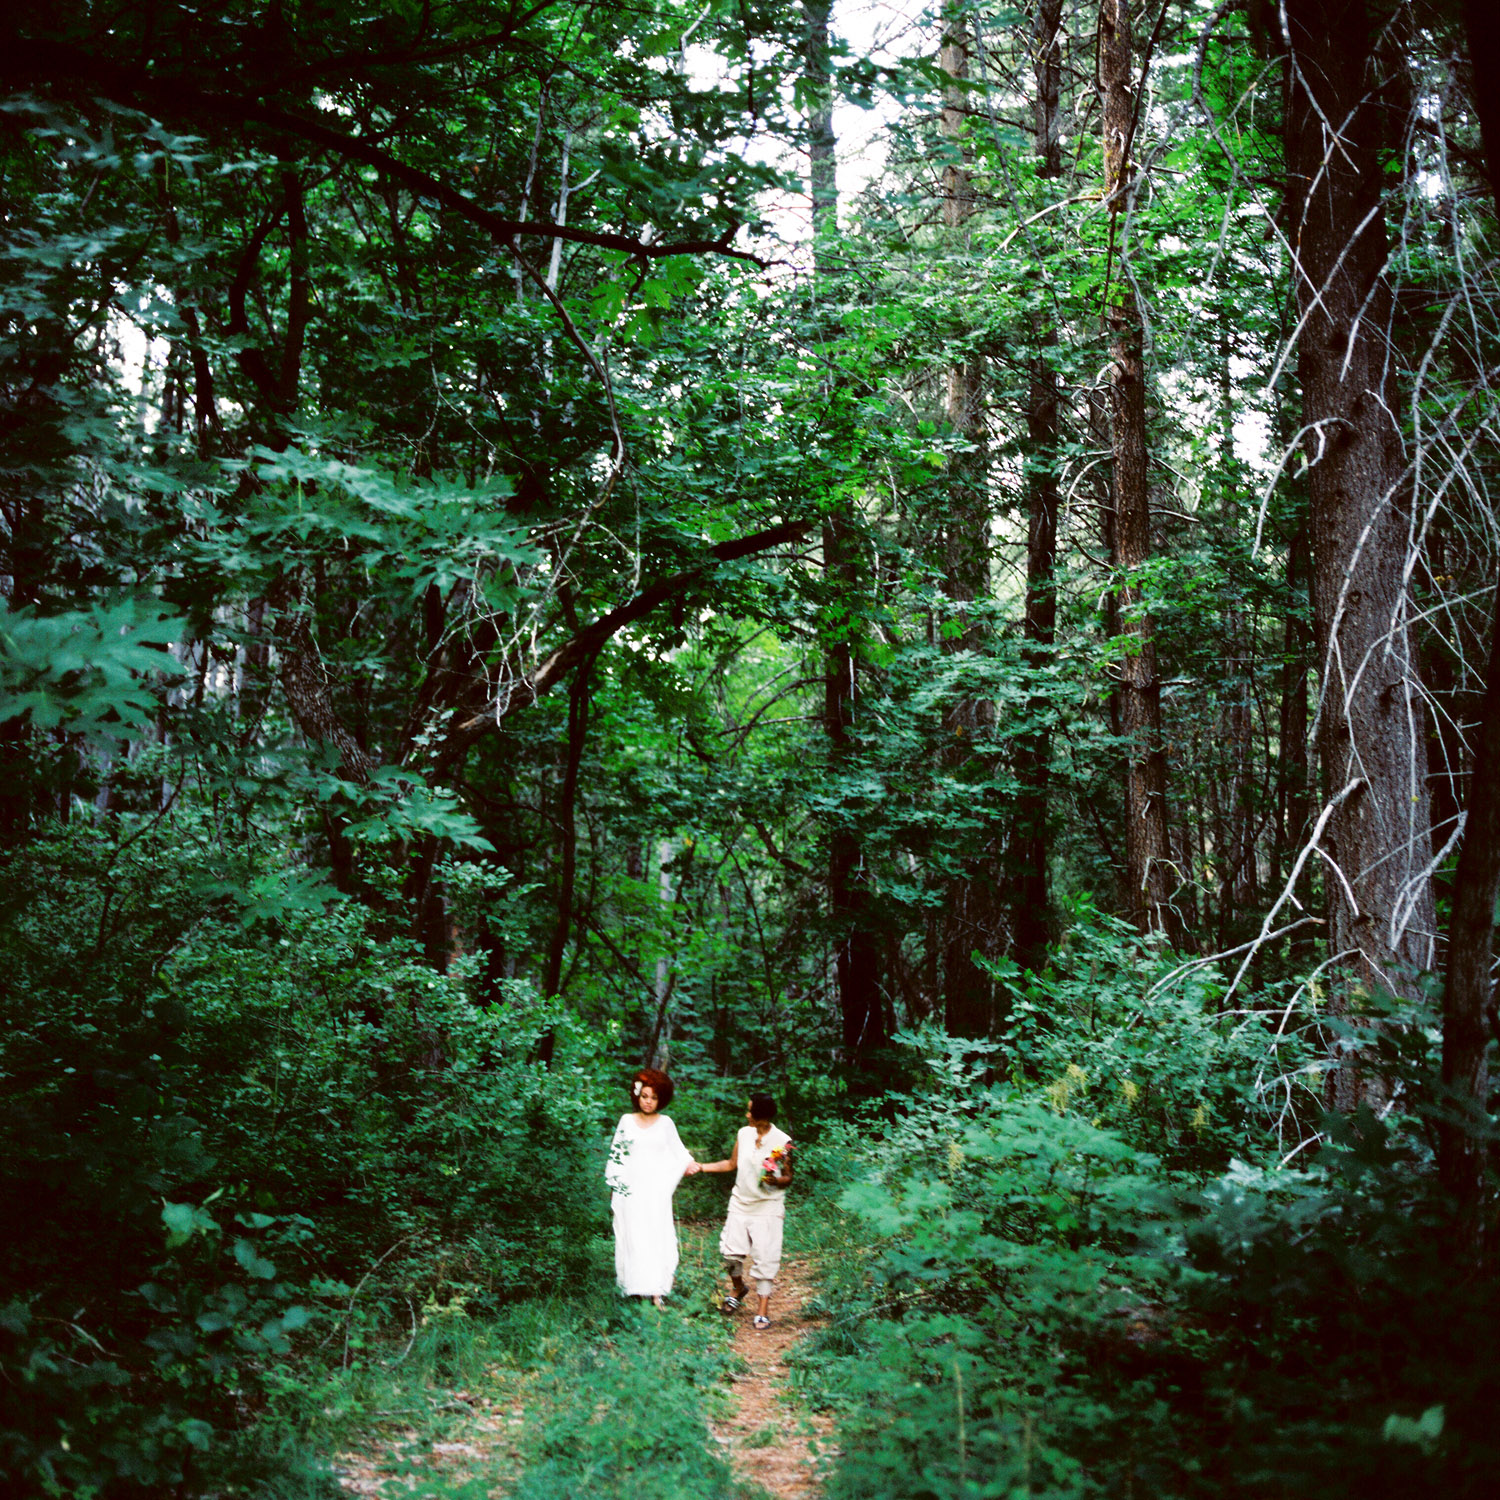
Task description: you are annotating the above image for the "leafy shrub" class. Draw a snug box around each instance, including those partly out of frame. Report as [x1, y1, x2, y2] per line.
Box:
[0, 821, 612, 1495]
[164, 897, 612, 1290]
[802, 1041, 1170, 1499]
[508, 1301, 749, 1500]
[983, 896, 1317, 1167]
[799, 1028, 1500, 1500]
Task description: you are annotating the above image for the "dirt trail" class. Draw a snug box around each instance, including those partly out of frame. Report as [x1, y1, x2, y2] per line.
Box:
[711, 1256, 837, 1499]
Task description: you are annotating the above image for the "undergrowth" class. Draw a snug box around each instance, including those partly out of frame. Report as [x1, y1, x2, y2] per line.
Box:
[787, 914, 1500, 1500]
[294, 1220, 759, 1500]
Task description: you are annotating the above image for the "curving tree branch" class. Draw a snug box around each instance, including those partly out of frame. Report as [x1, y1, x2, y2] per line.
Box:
[434, 519, 813, 772]
[1, 35, 767, 267]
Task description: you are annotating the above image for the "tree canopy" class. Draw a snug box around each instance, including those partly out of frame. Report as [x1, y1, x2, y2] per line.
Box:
[5, 1, 1500, 1495]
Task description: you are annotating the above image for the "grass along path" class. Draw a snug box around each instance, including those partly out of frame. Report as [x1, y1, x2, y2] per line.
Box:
[325, 1221, 835, 1499]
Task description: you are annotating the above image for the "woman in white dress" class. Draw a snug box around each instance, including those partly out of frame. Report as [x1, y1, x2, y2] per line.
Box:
[606, 1068, 701, 1305]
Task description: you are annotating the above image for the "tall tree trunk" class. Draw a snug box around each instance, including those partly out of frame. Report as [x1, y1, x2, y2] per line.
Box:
[1089, 387, 1123, 744]
[1282, 0, 1437, 1110]
[1439, 585, 1500, 1232]
[806, 0, 836, 240]
[1436, 0, 1500, 1235]
[937, 7, 1000, 1036]
[541, 657, 593, 998]
[1217, 325, 1256, 945]
[1272, 516, 1312, 892]
[1009, 0, 1064, 975]
[806, 0, 885, 1061]
[1101, 0, 1181, 944]
[936, 7, 985, 629]
[824, 523, 884, 1060]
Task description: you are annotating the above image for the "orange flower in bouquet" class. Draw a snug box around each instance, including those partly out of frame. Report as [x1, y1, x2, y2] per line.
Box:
[760, 1141, 794, 1187]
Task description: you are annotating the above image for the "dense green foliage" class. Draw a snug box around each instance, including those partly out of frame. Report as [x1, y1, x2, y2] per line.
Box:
[807, 999, 1497, 1499]
[3, 0, 1499, 1495]
[0, 825, 611, 1493]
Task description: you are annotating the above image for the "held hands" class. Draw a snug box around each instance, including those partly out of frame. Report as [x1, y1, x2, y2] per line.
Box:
[684, 1160, 702, 1176]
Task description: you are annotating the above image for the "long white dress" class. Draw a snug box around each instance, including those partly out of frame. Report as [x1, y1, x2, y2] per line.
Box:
[607, 1111, 692, 1297]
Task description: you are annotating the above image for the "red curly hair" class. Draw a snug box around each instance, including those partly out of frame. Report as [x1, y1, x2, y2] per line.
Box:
[631, 1067, 674, 1109]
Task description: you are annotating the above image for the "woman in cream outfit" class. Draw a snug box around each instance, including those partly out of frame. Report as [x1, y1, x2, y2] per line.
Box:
[606, 1068, 700, 1305]
[697, 1092, 792, 1328]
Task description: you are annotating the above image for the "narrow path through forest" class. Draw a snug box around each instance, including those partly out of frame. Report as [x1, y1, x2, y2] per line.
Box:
[710, 1256, 837, 1499]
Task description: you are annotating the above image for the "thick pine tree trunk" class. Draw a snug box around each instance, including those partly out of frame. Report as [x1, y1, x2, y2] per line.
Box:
[1101, 0, 1181, 944]
[1436, 0, 1500, 1235]
[1009, 0, 1064, 975]
[807, 0, 885, 1061]
[1282, 0, 1437, 1108]
[937, 9, 1001, 1036]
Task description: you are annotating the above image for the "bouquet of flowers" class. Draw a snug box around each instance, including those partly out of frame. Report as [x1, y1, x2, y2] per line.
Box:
[760, 1141, 794, 1188]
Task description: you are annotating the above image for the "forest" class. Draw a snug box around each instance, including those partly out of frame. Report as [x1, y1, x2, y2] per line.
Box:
[3, 0, 1500, 1495]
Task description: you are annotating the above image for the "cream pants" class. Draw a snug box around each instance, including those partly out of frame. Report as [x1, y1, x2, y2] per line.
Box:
[719, 1208, 783, 1296]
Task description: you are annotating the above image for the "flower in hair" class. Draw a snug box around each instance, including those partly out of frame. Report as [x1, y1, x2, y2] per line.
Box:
[632, 1080, 642, 1096]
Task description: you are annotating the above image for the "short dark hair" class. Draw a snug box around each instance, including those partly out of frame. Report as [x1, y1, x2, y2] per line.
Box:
[748, 1092, 776, 1122]
[632, 1068, 674, 1108]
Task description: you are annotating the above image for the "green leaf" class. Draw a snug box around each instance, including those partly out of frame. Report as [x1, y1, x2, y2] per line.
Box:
[0, 598, 184, 740]
[180, 1418, 215, 1451]
[1383, 1405, 1444, 1451]
[162, 1200, 217, 1249]
[232, 1238, 277, 1280]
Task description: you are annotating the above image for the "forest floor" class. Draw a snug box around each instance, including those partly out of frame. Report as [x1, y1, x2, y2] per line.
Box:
[328, 1225, 834, 1499]
[709, 1255, 837, 1498]
[329, 1375, 532, 1498]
